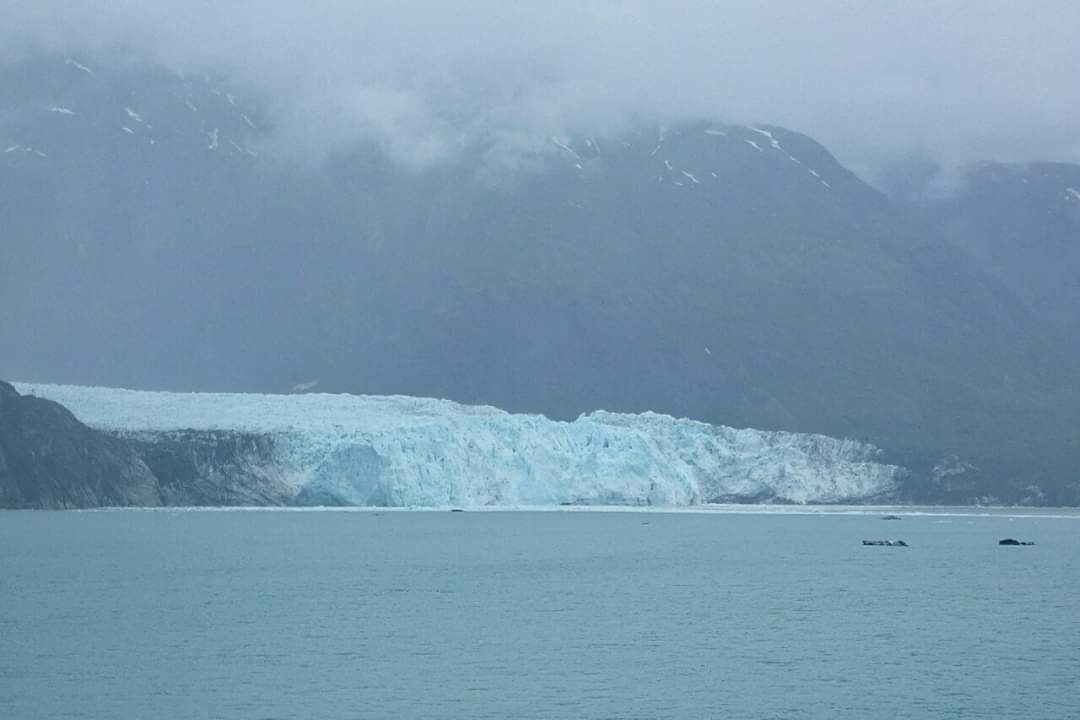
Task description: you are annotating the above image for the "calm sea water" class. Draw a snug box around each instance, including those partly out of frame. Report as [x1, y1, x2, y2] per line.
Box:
[1, 508, 1078, 719]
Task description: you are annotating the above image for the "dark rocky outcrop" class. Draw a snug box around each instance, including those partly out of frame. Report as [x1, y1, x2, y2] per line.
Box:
[0, 381, 297, 508]
[121, 430, 293, 506]
[998, 538, 1035, 546]
[0, 380, 162, 508]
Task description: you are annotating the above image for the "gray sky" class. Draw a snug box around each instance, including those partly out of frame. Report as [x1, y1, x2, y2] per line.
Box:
[4, 0, 1080, 171]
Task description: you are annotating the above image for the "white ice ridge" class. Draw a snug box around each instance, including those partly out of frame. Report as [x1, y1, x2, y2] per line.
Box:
[15, 383, 900, 507]
[1065, 187, 1080, 201]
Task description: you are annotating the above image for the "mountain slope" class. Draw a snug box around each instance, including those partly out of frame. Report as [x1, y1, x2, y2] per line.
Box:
[2, 54, 1078, 501]
[0, 380, 161, 508]
[918, 162, 1080, 339]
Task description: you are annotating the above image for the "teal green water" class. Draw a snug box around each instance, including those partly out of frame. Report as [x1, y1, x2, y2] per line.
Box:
[1, 509, 1078, 719]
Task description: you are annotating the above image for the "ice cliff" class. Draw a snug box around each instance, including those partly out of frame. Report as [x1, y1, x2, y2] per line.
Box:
[14, 383, 900, 506]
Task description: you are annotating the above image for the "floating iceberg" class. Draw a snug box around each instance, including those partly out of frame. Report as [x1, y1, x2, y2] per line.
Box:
[15, 383, 899, 507]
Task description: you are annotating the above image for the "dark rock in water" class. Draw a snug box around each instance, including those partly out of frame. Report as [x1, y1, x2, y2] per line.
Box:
[0, 381, 162, 508]
[862, 539, 908, 547]
[450, 508, 465, 512]
[999, 538, 1035, 546]
[881, 514, 902, 520]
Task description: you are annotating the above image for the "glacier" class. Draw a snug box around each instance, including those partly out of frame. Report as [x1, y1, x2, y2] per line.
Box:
[14, 383, 900, 507]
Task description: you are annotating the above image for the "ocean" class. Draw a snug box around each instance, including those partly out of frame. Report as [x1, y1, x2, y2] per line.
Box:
[1, 507, 1077, 719]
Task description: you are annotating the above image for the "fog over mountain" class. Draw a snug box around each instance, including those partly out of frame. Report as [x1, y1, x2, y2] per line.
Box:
[3, 1, 1080, 172]
[2, 4, 1079, 504]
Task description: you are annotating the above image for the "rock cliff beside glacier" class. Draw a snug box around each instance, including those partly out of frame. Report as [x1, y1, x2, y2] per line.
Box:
[0, 381, 161, 508]
[7, 382, 900, 508]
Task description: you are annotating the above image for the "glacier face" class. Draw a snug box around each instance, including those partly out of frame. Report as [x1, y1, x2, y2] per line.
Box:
[14, 383, 900, 506]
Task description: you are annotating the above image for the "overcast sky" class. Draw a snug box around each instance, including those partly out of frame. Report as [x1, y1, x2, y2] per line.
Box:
[3, 1, 1080, 172]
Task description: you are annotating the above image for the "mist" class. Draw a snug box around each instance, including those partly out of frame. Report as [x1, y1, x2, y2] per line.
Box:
[3, 0, 1079, 172]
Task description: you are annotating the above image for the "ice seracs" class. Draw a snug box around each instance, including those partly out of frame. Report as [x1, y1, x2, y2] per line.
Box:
[14, 383, 901, 508]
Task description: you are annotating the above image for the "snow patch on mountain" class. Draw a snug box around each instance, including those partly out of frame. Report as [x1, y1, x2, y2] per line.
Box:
[14, 383, 900, 507]
[749, 126, 784, 151]
[550, 137, 581, 161]
[6, 145, 48, 157]
[124, 107, 149, 127]
[65, 58, 93, 74]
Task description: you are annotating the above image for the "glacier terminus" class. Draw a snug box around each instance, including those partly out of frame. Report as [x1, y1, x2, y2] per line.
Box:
[15, 383, 899, 507]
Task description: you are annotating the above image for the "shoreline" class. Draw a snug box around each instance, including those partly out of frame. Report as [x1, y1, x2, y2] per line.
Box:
[7, 503, 1079, 518]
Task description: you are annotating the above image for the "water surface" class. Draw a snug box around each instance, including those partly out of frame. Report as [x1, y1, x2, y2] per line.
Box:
[1, 509, 1077, 719]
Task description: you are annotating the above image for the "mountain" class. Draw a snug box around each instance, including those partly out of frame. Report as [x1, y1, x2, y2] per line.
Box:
[2, 53, 1078, 503]
[886, 160, 1080, 501]
[915, 161, 1080, 341]
[0, 380, 161, 508]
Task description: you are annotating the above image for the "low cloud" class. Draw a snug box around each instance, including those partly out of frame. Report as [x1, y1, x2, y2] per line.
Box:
[4, 0, 1079, 171]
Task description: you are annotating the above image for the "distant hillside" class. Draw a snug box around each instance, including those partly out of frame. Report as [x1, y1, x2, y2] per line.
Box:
[2, 54, 1079, 502]
[917, 162, 1080, 341]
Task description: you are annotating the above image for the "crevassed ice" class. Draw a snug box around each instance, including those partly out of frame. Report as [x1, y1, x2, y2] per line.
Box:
[15, 383, 899, 507]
